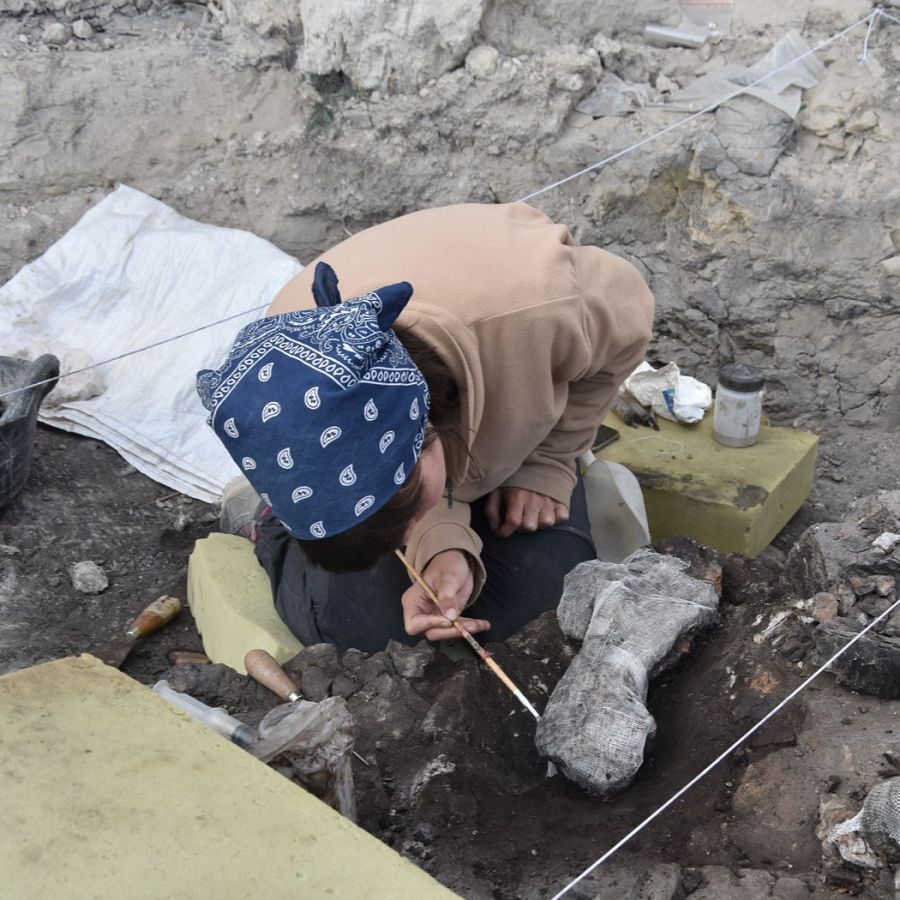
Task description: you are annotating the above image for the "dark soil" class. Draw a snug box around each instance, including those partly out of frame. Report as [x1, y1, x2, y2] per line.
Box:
[0, 426, 888, 899]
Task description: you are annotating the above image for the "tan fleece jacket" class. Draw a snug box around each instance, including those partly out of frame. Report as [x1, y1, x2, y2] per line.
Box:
[269, 203, 655, 598]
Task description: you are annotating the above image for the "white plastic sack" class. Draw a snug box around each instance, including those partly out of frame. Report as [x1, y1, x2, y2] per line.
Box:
[0, 186, 303, 501]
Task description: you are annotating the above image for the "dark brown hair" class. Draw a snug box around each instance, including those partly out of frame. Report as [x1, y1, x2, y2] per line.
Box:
[293, 328, 460, 572]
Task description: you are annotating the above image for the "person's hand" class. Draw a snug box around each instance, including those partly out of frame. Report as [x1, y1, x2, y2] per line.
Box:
[484, 486, 569, 538]
[401, 550, 490, 642]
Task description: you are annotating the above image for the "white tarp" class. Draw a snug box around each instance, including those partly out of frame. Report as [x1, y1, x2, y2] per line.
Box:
[0, 185, 303, 502]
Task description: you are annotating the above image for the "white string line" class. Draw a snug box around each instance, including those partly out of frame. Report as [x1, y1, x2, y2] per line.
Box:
[0, 8, 891, 406]
[0, 303, 268, 403]
[516, 7, 883, 204]
[861, 9, 882, 62]
[549, 591, 900, 900]
[860, 7, 899, 60]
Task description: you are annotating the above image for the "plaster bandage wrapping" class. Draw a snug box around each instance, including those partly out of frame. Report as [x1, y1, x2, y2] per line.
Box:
[828, 777, 900, 868]
[537, 550, 720, 796]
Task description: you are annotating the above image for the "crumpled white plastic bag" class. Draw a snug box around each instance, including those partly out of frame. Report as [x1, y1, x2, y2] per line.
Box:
[624, 361, 712, 424]
[0, 185, 302, 501]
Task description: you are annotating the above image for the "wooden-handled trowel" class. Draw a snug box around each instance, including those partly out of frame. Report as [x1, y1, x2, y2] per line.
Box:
[244, 648, 301, 701]
[90, 595, 182, 667]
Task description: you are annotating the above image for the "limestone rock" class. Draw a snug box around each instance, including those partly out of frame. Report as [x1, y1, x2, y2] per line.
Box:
[707, 96, 796, 178]
[296, 0, 488, 93]
[41, 22, 69, 46]
[219, 0, 303, 37]
[72, 20, 93, 40]
[465, 45, 500, 79]
[69, 560, 108, 594]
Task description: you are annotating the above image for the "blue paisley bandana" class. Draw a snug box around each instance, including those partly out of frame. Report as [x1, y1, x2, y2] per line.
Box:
[197, 263, 430, 539]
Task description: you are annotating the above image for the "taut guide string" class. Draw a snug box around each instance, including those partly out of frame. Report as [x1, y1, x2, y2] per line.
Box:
[549, 592, 900, 899]
[0, 7, 894, 404]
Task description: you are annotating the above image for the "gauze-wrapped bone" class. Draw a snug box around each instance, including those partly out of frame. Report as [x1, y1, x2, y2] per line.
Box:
[537, 551, 720, 796]
[828, 778, 900, 868]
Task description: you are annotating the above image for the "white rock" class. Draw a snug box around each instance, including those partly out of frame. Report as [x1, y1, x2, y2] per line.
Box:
[655, 74, 678, 94]
[41, 22, 69, 46]
[69, 561, 108, 594]
[872, 532, 900, 555]
[846, 109, 878, 134]
[802, 108, 844, 136]
[465, 45, 500, 79]
[296, 0, 488, 92]
[555, 72, 585, 93]
[881, 257, 900, 278]
[72, 20, 93, 40]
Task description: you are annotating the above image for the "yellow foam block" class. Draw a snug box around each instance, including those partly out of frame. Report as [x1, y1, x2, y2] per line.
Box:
[601, 413, 818, 558]
[188, 533, 303, 673]
[0, 656, 457, 900]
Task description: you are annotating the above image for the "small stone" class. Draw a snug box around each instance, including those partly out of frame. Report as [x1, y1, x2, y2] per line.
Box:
[655, 74, 679, 94]
[42, 22, 70, 46]
[299, 666, 331, 701]
[845, 109, 878, 134]
[465, 45, 500, 79]
[849, 576, 875, 596]
[872, 533, 900, 555]
[69, 560, 108, 594]
[300, 643, 340, 671]
[387, 640, 434, 680]
[0, 543, 21, 557]
[875, 576, 896, 597]
[72, 19, 93, 40]
[17, 34, 28, 44]
[354, 652, 389, 684]
[134, 0, 152, 9]
[813, 592, 840, 624]
[802, 108, 844, 136]
[330, 674, 358, 698]
[858, 595, 892, 617]
[340, 648, 367, 671]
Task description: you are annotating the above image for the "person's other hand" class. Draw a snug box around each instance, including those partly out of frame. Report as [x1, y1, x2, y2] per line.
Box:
[401, 549, 489, 642]
[484, 486, 569, 538]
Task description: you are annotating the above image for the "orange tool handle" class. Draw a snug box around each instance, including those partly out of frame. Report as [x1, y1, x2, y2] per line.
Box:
[125, 595, 182, 639]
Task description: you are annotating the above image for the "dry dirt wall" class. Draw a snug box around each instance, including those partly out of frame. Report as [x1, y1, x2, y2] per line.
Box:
[1, 0, 898, 506]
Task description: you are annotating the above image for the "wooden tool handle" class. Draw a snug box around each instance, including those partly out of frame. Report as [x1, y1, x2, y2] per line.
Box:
[125, 595, 182, 639]
[244, 649, 301, 701]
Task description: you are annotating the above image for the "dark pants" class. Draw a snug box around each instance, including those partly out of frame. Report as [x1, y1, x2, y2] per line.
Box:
[254, 480, 595, 653]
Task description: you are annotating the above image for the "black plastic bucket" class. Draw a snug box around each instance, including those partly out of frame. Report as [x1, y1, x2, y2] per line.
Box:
[0, 354, 60, 509]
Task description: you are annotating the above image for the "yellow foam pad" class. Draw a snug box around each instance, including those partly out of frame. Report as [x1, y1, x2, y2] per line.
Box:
[0, 656, 456, 899]
[601, 414, 818, 558]
[188, 533, 303, 673]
